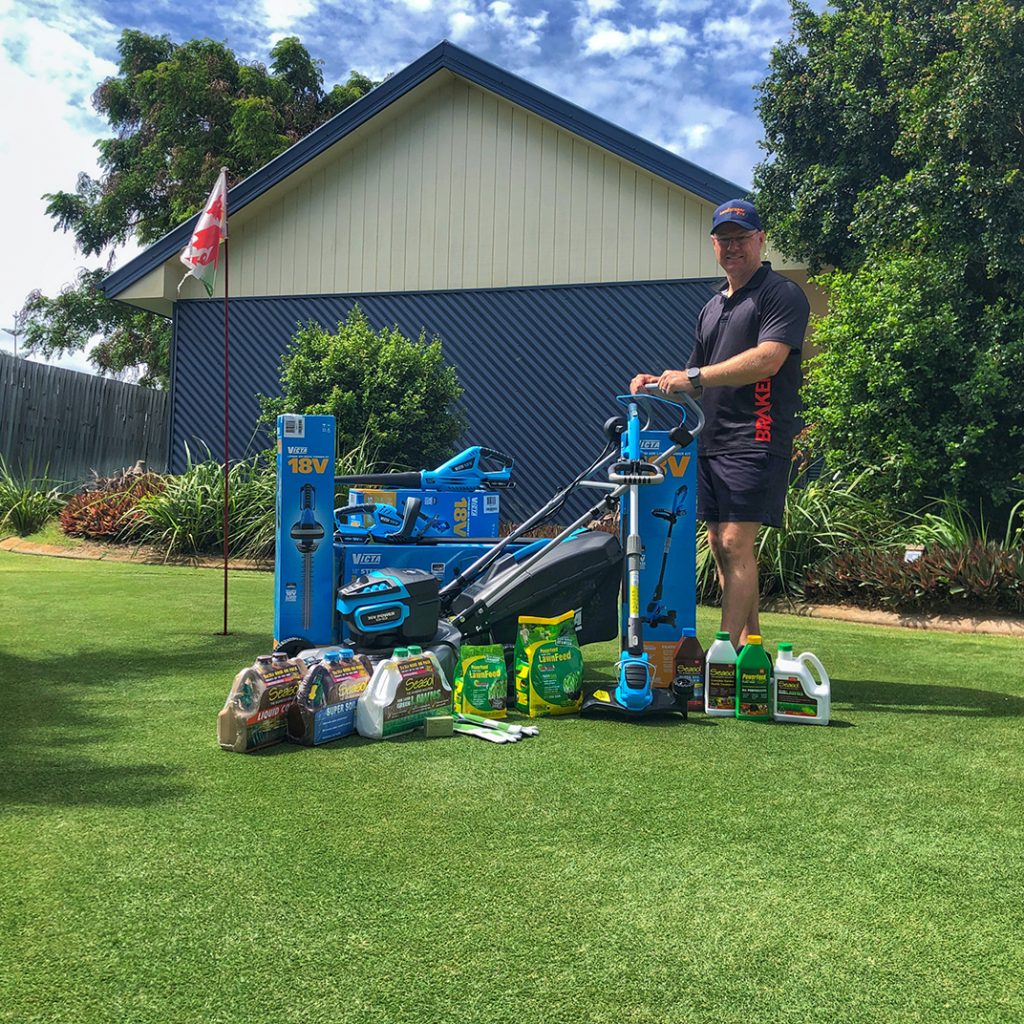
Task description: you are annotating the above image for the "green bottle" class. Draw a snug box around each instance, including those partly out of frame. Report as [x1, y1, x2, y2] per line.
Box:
[736, 634, 773, 721]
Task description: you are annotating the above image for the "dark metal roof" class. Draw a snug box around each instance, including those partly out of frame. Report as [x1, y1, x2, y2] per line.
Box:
[170, 277, 719, 521]
[103, 41, 743, 300]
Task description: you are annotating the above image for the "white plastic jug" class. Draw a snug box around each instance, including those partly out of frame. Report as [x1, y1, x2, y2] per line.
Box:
[704, 631, 738, 717]
[355, 646, 452, 740]
[772, 643, 830, 725]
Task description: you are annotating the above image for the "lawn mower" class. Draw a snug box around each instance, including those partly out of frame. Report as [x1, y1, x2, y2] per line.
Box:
[286, 391, 702, 721]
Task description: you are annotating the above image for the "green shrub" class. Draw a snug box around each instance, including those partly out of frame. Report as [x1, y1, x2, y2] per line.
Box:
[802, 254, 1024, 526]
[132, 450, 276, 560]
[259, 305, 466, 471]
[131, 441, 381, 561]
[0, 458, 66, 536]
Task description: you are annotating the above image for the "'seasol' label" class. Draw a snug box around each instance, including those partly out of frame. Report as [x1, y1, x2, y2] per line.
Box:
[776, 674, 816, 716]
[707, 662, 736, 711]
[382, 657, 451, 736]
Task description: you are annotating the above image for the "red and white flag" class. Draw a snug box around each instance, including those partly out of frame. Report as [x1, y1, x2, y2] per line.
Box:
[178, 168, 228, 296]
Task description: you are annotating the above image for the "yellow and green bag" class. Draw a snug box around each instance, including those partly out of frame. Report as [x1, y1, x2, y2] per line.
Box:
[453, 644, 508, 718]
[513, 611, 583, 717]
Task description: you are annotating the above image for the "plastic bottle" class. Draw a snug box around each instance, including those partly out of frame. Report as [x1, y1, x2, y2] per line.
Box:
[773, 643, 831, 725]
[704, 632, 738, 717]
[672, 628, 706, 712]
[288, 647, 371, 745]
[218, 653, 301, 752]
[355, 645, 452, 740]
[736, 634, 773, 721]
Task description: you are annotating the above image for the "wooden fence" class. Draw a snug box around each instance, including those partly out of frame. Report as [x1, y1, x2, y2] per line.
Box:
[0, 355, 169, 485]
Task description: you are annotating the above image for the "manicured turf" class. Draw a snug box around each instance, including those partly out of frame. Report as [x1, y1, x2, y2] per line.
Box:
[1, 552, 1021, 1023]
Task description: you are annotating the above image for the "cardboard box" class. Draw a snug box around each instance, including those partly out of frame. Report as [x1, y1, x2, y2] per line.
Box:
[274, 415, 336, 646]
[346, 487, 500, 539]
[620, 428, 698, 687]
[336, 538, 530, 590]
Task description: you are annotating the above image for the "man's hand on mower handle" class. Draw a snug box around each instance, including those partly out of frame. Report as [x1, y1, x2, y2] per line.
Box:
[629, 371, 698, 396]
[629, 373, 659, 394]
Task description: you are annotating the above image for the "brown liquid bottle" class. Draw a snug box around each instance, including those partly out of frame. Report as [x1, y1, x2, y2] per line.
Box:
[672, 628, 705, 712]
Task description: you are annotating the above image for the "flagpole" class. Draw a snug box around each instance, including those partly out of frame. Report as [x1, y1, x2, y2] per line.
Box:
[221, 174, 231, 637]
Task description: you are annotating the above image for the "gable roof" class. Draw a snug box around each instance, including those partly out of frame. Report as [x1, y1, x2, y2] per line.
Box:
[102, 40, 744, 300]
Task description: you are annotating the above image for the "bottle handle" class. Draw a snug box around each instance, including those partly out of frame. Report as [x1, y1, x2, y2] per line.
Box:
[798, 652, 829, 687]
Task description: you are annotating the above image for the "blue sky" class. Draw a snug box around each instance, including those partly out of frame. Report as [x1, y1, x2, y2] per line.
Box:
[0, 0, 805, 374]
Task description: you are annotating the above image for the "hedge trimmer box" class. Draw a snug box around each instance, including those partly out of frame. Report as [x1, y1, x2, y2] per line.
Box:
[274, 415, 335, 648]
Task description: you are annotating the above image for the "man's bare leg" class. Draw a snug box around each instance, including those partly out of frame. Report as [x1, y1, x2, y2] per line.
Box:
[706, 520, 762, 648]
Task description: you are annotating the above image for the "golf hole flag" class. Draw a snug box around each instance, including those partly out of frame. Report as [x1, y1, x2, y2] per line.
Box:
[178, 169, 228, 296]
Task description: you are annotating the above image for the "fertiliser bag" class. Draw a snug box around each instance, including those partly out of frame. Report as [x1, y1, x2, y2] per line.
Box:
[513, 610, 584, 717]
[453, 644, 507, 719]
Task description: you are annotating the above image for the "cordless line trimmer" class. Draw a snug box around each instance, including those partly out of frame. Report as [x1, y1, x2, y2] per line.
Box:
[643, 483, 688, 629]
[580, 387, 703, 719]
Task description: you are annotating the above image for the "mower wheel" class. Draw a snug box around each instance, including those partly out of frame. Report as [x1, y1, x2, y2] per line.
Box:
[276, 636, 313, 657]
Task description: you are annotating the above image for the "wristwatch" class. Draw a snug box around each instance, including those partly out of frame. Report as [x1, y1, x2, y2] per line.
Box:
[686, 367, 703, 394]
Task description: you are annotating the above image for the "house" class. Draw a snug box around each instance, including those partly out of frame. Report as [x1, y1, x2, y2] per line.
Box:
[102, 41, 822, 519]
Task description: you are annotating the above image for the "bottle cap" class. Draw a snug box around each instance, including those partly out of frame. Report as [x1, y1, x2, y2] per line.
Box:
[408, 645, 422, 655]
[272, 651, 290, 660]
[747, 634, 763, 645]
[777, 642, 793, 651]
[340, 648, 355, 659]
[256, 654, 273, 663]
[324, 651, 341, 662]
[394, 647, 409, 658]
[715, 631, 731, 640]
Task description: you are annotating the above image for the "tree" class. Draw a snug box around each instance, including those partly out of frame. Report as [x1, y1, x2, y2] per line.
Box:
[754, 0, 1024, 521]
[259, 307, 466, 471]
[24, 31, 375, 384]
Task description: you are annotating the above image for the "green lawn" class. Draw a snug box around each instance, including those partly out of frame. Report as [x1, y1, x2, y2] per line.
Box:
[1, 551, 1021, 1024]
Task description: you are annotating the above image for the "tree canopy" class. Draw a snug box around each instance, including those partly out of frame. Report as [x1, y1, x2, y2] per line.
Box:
[24, 31, 375, 386]
[754, 0, 1024, 522]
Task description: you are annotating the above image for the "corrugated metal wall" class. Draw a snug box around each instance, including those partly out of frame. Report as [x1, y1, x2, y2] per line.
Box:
[171, 76, 721, 302]
[172, 278, 716, 521]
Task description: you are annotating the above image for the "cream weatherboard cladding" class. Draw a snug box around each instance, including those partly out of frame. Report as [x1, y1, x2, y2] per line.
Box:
[157, 73, 723, 303]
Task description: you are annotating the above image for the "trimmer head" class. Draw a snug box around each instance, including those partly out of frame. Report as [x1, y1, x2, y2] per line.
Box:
[580, 681, 691, 718]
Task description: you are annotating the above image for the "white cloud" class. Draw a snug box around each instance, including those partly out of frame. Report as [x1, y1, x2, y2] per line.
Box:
[449, 10, 477, 39]
[262, 0, 316, 34]
[0, 6, 123, 374]
[582, 18, 690, 58]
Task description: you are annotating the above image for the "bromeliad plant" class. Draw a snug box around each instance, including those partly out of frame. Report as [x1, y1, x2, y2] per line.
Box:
[61, 469, 166, 541]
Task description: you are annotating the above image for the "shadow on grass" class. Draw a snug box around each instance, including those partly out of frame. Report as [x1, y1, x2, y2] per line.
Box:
[835, 678, 1024, 717]
[0, 634, 271, 811]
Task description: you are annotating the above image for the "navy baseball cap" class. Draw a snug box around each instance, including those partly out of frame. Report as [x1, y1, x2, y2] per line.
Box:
[711, 199, 762, 234]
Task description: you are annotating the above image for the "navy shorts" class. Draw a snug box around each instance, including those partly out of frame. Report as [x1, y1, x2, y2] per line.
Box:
[697, 451, 790, 528]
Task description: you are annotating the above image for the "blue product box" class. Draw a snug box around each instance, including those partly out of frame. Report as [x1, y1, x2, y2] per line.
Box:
[274, 415, 336, 646]
[347, 487, 500, 539]
[620, 428, 698, 686]
[335, 538, 524, 593]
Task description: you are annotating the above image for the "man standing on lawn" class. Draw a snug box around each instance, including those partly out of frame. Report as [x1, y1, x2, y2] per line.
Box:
[630, 199, 810, 649]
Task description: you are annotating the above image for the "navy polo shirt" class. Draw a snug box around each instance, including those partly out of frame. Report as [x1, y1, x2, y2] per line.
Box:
[689, 262, 810, 456]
